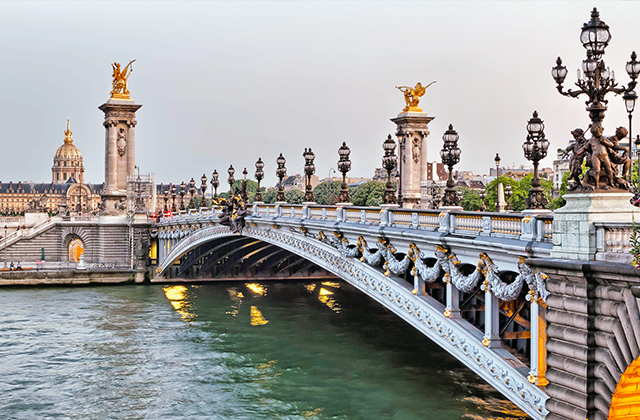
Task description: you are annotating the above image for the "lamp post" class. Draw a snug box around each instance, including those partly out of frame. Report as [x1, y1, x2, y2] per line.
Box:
[179, 181, 186, 211]
[210, 170, 219, 201]
[188, 178, 197, 209]
[440, 124, 461, 207]
[494, 153, 501, 212]
[523, 111, 550, 209]
[241, 168, 249, 202]
[552, 8, 640, 130]
[3, 224, 6, 268]
[505, 184, 513, 211]
[170, 183, 177, 212]
[382, 135, 398, 205]
[303, 148, 316, 203]
[227, 165, 235, 196]
[623, 89, 638, 185]
[200, 174, 207, 207]
[337, 142, 352, 203]
[276, 153, 287, 202]
[163, 190, 169, 213]
[254, 158, 264, 202]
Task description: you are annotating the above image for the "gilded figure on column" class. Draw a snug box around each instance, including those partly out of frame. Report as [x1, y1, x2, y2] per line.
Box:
[110, 60, 136, 99]
[396, 81, 435, 113]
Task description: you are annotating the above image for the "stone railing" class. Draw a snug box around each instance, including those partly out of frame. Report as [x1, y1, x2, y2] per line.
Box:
[595, 222, 634, 263]
[158, 204, 554, 244]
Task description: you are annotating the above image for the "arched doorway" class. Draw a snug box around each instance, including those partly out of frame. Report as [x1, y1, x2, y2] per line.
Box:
[609, 356, 640, 419]
[68, 238, 84, 262]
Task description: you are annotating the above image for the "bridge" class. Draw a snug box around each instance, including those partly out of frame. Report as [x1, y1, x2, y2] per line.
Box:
[154, 201, 640, 420]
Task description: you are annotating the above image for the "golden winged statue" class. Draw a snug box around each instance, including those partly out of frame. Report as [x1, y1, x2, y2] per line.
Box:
[395, 81, 435, 113]
[110, 60, 136, 99]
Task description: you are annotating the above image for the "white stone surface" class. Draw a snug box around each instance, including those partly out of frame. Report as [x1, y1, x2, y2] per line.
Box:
[551, 192, 638, 260]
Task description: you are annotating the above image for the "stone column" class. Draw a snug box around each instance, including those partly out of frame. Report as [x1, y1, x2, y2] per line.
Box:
[98, 98, 142, 215]
[391, 112, 434, 208]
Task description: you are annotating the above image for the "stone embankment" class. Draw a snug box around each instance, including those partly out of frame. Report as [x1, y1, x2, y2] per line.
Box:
[0, 269, 148, 286]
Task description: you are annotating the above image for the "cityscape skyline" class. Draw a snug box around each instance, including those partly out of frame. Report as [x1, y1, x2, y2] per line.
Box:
[1, 1, 639, 187]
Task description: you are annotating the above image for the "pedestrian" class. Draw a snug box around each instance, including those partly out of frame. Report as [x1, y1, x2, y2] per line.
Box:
[9, 262, 14, 271]
[16, 262, 21, 271]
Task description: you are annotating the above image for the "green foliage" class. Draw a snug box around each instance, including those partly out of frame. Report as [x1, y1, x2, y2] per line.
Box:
[483, 174, 554, 212]
[313, 181, 342, 205]
[285, 189, 305, 204]
[460, 187, 483, 211]
[263, 188, 277, 204]
[548, 171, 570, 210]
[351, 181, 386, 207]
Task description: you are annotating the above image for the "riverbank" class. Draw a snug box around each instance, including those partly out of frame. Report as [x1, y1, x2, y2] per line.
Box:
[0, 269, 148, 286]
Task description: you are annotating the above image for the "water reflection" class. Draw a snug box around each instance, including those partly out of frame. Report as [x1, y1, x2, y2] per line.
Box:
[162, 285, 195, 322]
[250, 306, 269, 326]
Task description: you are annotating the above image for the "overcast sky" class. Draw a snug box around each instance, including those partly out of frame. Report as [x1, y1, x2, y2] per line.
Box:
[1, 1, 640, 187]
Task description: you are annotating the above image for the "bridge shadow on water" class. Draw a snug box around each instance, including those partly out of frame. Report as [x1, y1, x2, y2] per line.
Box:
[162, 279, 530, 420]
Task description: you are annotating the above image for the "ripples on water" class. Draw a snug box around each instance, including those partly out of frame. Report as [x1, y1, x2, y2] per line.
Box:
[0, 281, 529, 419]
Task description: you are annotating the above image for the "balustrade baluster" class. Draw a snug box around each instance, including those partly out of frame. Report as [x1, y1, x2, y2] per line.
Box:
[483, 289, 501, 348]
[445, 282, 461, 319]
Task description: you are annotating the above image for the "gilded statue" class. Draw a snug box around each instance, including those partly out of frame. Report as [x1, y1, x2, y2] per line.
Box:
[110, 60, 136, 99]
[395, 81, 435, 112]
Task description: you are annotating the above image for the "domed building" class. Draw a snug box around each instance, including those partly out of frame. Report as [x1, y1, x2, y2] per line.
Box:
[0, 119, 102, 215]
[52, 119, 84, 184]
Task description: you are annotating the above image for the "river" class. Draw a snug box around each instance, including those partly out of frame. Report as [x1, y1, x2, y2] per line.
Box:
[0, 280, 528, 419]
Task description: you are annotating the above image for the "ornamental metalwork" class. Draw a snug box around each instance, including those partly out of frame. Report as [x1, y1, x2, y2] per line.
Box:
[303, 148, 316, 203]
[523, 111, 550, 209]
[170, 183, 177, 212]
[179, 181, 186, 211]
[382, 135, 398, 204]
[240, 168, 249, 203]
[227, 165, 235, 196]
[210, 170, 219, 201]
[188, 178, 197, 210]
[440, 124, 461, 207]
[254, 158, 265, 202]
[200, 174, 207, 206]
[276, 153, 287, 202]
[337, 142, 351, 203]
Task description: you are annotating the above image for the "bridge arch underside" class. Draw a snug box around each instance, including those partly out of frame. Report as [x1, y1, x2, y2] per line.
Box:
[166, 236, 337, 281]
[157, 227, 548, 418]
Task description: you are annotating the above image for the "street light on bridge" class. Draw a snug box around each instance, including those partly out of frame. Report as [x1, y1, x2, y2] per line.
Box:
[163, 190, 169, 213]
[170, 183, 177, 212]
[179, 181, 186, 211]
[210, 170, 219, 201]
[303, 148, 316, 203]
[337, 142, 352, 204]
[276, 153, 287, 202]
[440, 124, 461, 207]
[200, 174, 207, 207]
[623, 88, 638, 185]
[523, 111, 550, 209]
[227, 165, 235, 196]
[188, 178, 197, 210]
[254, 158, 264, 203]
[382, 135, 398, 205]
[494, 153, 501, 212]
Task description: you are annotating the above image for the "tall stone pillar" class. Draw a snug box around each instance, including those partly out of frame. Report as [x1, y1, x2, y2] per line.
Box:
[98, 98, 142, 215]
[391, 112, 434, 208]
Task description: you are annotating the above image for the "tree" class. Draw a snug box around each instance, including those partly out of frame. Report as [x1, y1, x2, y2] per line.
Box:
[483, 174, 553, 212]
[285, 189, 305, 204]
[313, 181, 342, 205]
[549, 171, 570, 210]
[263, 188, 277, 204]
[351, 181, 386, 207]
[460, 187, 483, 211]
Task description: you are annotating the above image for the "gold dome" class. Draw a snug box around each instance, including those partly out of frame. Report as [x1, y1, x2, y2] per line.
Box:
[54, 118, 82, 160]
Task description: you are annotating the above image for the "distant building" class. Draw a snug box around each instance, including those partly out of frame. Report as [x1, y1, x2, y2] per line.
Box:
[490, 165, 553, 181]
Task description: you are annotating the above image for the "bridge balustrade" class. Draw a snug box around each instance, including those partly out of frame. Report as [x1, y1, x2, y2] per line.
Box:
[595, 222, 634, 263]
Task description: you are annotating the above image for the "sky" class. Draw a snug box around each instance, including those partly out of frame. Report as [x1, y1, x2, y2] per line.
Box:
[1, 1, 640, 188]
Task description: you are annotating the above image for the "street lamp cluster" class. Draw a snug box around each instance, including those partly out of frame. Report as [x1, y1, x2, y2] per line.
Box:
[337, 142, 352, 203]
[440, 124, 461, 207]
[523, 111, 550, 209]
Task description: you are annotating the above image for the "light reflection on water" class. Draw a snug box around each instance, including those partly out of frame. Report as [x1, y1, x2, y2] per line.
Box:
[0, 281, 529, 419]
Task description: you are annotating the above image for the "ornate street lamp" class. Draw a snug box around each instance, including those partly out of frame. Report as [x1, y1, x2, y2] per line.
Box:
[227, 165, 235, 196]
[552, 8, 638, 129]
[188, 178, 197, 209]
[505, 184, 513, 211]
[179, 181, 186, 211]
[200, 174, 207, 207]
[382, 135, 398, 205]
[241, 168, 249, 202]
[494, 153, 501, 212]
[623, 89, 638, 185]
[302, 148, 316, 203]
[170, 183, 177, 212]
[163, 190, 169, 212]
[337, 142, 352, 203]
[254, 158, 264, 202]
[210, 170, 219, 201]
[523, 111, 550, 209]
[439, 124, 461, 207]
[276, 153, 287, 202]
